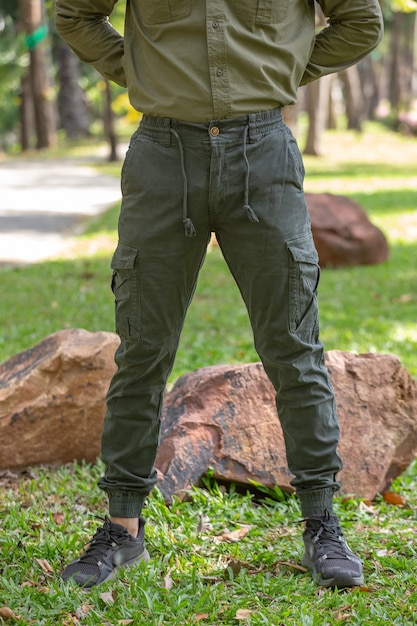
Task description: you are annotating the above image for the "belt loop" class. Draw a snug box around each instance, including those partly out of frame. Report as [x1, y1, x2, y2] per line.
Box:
[162, 117, 172, 147]
[247, 112, 257, 143]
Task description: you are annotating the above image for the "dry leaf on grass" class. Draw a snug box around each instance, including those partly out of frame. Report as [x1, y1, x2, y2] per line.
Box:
[118, 621, 135, 625]
[0, 607, 20, 620]
[35, 558, 54, 573]
[335, 605, 352, 621]
[235, 608, 254, 619]
[194, 614, 209, 622]
[382, 491, 407, 506]
[163, 574, 174, 591]
[75, 605, 94, 618]
[275, 560, 308, 573]
[215, 525, 252, 543]
[100, 591, 117, 605]
[52, 512, 65, 525]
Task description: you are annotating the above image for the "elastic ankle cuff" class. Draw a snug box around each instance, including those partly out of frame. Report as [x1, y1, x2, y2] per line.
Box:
[298, 487, 335, 518]
[107, 491, 146, 518]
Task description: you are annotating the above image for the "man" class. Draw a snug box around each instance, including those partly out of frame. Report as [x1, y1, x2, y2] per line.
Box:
[55, 0, 383, 589]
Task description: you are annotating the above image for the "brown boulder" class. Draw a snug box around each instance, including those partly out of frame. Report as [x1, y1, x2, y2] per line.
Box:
[0, 329, 118, 469]
[1, 331, 416, 503]
[306, 192, 389, 267]
[156, 352, 417, 501]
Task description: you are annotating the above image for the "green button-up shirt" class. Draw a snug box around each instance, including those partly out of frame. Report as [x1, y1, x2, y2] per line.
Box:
[55, 0, 383, 123]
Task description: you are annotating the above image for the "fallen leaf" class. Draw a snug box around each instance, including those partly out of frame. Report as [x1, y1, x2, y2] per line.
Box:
[235, 608, 254, 620]
[35, 558, 54, 573]
[163, 574, 174, 591]
[359, 501, 377, 515]
[358, 586, 372, 593]
[100, 591, 116, 605]
[225, 559, 246, 576]
[75, 605, 94, 618]
[118, 621, 134, 625]
[62, 616, 80, 626]
[0, 607, 20, 620]
[335, 605, 352, 621]
[382, 491, 407, 506]
[194, 614, 209, 622]
[395, 294, 414, 303]
[217, 525, 252, 542]
[197, 514, 213, 533]
[275, 560, 308, 573]
[376, 549, 388, 557]
[52, 512, 65, 525]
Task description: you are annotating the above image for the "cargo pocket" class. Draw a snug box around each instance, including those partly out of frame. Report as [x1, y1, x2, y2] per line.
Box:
[287, 234, 320, 338]
[140, 0, 192, 25]
[110, 243, 140, 339]
[233, 0, 290, 24]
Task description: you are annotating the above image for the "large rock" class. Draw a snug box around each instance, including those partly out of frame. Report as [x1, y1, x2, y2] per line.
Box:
[1, 331, 416, 501]
[155, 352, 417, 501]
[0, 329, 118, 469]
[306, 193, 389, 267]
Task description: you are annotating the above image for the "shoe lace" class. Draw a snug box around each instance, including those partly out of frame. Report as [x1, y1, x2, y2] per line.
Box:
[79, 516, 129, 563]
[304, 511, 349, 559]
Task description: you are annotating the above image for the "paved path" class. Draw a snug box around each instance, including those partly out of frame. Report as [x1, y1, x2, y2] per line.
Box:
[0, 156, 122, 265]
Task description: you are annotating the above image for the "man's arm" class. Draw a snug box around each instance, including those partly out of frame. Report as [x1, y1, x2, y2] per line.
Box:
[55, 0, 126, 87]
[300, 0, 384, 86]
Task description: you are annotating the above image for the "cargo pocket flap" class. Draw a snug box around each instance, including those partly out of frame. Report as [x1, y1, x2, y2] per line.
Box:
[111, 243, 138, 270]
[286, 234, 318, 264]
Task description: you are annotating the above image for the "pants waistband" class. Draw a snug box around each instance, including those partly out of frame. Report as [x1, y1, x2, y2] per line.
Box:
[139, 108, 284, 145]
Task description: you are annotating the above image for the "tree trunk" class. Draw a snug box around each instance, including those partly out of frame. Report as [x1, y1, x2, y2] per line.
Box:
[338, 66, 363, 131]
[388, 12, 403, 110]
[104, 80, 118, 161]
[18, 0, 57, 150]
[20, 73, 34, 151]
[56, 39, 90, 138]
[303, 75, 332, 156]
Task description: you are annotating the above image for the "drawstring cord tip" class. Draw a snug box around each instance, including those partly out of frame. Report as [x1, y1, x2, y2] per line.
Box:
[183, 217, 197, 237]
[244, 204, 260, 223]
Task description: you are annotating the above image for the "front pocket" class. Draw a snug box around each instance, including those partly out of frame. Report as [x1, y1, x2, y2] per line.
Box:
[287, 234, 320, 337]
[110, 243, 140, 339]
[233, 0, 290, 24]
[139, 0, 192, 25]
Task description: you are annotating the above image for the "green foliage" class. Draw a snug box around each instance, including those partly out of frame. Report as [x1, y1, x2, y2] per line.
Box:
[391, 0, 417, 12]
[0, 15, 28, 147]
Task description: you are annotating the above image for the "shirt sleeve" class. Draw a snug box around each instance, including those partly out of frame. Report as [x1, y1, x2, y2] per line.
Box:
[55, 0, 126, 87]
[299, 0, 384, 86]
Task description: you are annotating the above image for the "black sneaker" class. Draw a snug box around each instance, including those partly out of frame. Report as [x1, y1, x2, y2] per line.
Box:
[61, 516, 150, 588]
[301, 510, 364, 588]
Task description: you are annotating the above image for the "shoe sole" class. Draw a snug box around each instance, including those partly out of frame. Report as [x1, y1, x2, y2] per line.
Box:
[301, 554, 364, 588]
[106, 548, 151, 582]
[77, 548, 151, 588]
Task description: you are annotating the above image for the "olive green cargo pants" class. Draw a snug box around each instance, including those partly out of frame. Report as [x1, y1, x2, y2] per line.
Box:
[98, 109, 342, 518]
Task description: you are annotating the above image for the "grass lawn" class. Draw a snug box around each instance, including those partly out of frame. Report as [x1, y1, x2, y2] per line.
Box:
[1, 122, 417, 624]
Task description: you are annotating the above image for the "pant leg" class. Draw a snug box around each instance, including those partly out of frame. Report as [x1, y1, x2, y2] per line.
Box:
[98, 122, 211, 517]
[213, 116, 342, 514]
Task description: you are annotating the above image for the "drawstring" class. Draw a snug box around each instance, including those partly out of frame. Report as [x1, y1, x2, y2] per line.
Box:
[242, 124, 259, 223]
[170, 127, 196, 237]
[170, 123, 262, 234]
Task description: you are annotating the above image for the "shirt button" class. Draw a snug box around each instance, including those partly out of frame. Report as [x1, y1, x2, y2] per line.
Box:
[216, 68, 224, 77]
[212, 21, 219, 28]
[210, 126, 220, 137]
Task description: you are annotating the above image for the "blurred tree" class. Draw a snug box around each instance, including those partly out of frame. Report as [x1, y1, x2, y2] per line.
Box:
[55, 38, 90, 138]
[0, 0, 416, 153]
[17, 0, 57, 149]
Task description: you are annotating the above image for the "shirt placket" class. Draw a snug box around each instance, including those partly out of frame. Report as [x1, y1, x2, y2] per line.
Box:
[206, 0, 231, 120]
